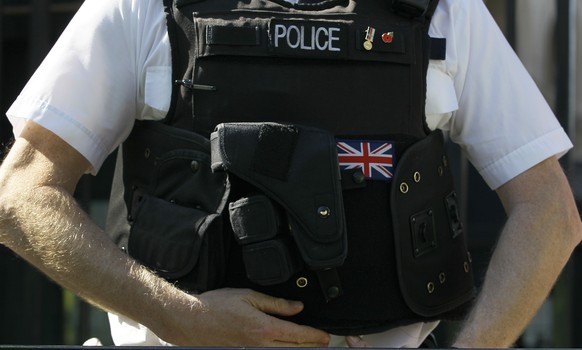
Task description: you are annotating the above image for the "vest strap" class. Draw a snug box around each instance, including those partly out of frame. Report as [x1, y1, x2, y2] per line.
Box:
[317, 268, 344, 302]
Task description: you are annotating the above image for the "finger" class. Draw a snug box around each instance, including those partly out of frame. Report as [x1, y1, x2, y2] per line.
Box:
[267, 316, 330, 347]
[283, 323, 330, 346]
[247, 291, 305, 317]
[346, 335, 369, 348]
[243, 291, 329, 346]
[272, 340, 331, 348]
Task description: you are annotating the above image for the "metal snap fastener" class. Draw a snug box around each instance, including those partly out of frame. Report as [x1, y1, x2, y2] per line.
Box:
[437, 166, 444, 176]
[327, 286, 340, 299]
[464, 261, 470, 273]
[190, 160, 200, 173]
[413, 171, 421, 183]
[439, 272, 446, 284]
[400, 182, 409, 194]
[296, 277, 308, 288]
[427, 282, 435, 294]
[144, 148, 151, 159]
[352, 171, 366, 184]
[318, 206, 331, 218]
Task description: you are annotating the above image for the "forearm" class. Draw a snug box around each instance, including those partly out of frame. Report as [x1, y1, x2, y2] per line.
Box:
[454, 206, 576, 346]
[0, 126, 330, 347]
[453, 158, 582, 347]
[0, 180, 194, 339]
[0, 184, 330, 346]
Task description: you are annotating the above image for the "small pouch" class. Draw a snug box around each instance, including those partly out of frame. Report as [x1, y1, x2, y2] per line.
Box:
[229, 195, 302, 285]
[242, 238, 302, 286]
[128, 192, 210, 278]
[127, 191, 228, 292]
[229, 195, 281, 245]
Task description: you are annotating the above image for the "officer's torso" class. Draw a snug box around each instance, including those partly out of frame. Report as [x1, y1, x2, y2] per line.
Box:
[106, 0, 476, 336]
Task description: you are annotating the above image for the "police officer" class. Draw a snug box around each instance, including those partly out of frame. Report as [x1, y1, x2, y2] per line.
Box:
[0, 0, 580, 347]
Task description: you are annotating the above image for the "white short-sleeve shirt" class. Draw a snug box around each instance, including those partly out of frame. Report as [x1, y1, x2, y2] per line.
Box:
[6, 0, 572, 346]
[7, 0, 571, 186]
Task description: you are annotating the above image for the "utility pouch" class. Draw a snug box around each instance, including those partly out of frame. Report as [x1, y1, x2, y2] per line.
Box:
[128, 191, 223, 288]
[391, 130, 476, 317]
[211, 122, 347, 272]
[119, 120, 231, 293]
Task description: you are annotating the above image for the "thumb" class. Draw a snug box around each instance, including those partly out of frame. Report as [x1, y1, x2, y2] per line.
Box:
[247, 292, 305, 317]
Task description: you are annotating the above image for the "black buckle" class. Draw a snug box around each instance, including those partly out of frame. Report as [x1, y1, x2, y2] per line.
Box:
[392, 0, 430, 18]
[444, 191, 464, 239]
[410, 208, 437, 258]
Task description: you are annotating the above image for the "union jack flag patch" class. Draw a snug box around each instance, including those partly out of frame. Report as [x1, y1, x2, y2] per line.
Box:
[336, 139, 395, 181]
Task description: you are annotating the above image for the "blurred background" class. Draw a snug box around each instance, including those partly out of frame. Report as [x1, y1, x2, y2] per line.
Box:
[0, 0, 580, 347]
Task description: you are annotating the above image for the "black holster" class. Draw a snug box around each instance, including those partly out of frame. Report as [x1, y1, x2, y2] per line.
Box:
[211, 122, 347, 290]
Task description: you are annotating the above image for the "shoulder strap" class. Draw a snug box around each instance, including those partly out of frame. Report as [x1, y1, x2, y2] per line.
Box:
[391, 0, 440, 20]
[162, 0, 179, 125]
[424, 0, 446, 61]
[425, 0, 440, 20]
[162, 0, 197, 128]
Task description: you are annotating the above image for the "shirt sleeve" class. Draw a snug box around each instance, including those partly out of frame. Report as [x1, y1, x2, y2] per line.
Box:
[6, 0, 170, 174]
[428, 0, 573, 190]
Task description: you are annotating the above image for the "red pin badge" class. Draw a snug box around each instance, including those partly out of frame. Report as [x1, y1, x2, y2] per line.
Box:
[382, 32, 394, 43]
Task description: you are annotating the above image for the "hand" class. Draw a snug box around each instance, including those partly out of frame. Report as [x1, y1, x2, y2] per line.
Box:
[346, 335, 369, 347]
[157, 288, 331, 347]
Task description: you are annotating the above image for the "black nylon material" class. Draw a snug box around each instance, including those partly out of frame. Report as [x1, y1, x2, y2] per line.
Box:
[106, 0, 476, 335]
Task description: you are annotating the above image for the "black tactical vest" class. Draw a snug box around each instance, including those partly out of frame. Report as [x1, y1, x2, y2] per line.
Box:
[106, 0, 476, 336]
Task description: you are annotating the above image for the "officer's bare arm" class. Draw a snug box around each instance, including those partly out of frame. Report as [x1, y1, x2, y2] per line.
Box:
[0, 121, 330, 347]
[452, 156, 582, 347]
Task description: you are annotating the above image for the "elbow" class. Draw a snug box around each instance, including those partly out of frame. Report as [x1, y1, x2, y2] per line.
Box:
[0, 202, 14, 249]
[0, 184, 18, 248]
[556, 197, 582, 253]
[0, 179, 11, 225]
[570, 204, 582, 249]
[0, 171, 29, 251]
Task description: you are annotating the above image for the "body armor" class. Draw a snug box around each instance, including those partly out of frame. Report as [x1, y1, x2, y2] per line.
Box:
[106, 0, 475, 335]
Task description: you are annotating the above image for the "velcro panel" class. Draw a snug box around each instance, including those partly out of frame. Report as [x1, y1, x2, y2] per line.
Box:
[253, 123, 300, 180]
[206, 25, 261, 46]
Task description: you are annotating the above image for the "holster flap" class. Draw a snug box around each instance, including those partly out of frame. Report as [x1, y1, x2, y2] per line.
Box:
[211, 122, 347, 269]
